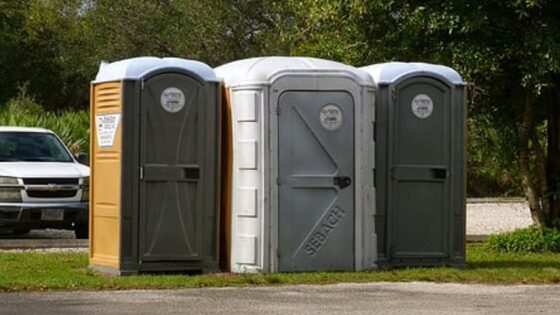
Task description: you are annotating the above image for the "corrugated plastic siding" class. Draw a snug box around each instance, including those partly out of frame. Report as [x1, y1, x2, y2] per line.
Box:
[89, 81, 122, 268]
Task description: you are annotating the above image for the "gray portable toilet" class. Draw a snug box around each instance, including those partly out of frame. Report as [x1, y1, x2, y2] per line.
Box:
[360, 62, 466, 267]
[89, 57, 221, 274]
[216, 57, 376, 273]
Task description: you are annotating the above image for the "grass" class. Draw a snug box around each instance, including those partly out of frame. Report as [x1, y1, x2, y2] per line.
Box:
[1, 244, 559, 292]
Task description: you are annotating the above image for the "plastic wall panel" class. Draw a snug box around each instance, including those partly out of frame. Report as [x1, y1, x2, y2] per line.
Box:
[231, 89, 263, 272]
[90, 81, 122, 268]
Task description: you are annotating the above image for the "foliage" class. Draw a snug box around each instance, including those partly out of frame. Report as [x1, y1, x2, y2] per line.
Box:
[4, 84, 43, 116]
[0, 0, 88, 110]
[485, 226, 560, 253]
[466, 115, 523, 197]
[0, 0, 288, 109]
[0, 92, 89, 153]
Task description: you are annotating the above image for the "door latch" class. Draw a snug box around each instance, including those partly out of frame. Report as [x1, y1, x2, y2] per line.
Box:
[333, 176, 352, 189]
[431, 168, 447, 179]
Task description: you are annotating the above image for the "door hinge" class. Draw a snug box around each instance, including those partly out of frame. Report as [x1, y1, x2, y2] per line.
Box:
[276, 106, 281, 116]
[276, 177, 281, 185]
[276, 249, 281, 258]
[140, 80, 145, 90]
[391, 88, 396, 102]
[139, 166, 144, 180]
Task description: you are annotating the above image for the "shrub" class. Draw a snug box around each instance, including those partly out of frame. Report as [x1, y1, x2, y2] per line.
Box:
[485, 226, 560, 253]
[0, 95, 89, 154]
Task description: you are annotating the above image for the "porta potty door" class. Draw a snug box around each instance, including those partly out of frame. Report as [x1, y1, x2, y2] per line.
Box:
[139, 72, 205, 263]
[278, 91, 354, 271]
[389, 78, 451, 260]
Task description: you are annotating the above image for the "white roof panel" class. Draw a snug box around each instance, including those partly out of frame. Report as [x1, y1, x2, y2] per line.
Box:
[360, 62, 464, 85]
[94, 57, 219, 83]
[215, 56, 373, 87]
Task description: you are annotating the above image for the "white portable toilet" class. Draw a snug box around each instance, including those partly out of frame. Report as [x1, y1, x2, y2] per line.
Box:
[216, 57, 376, 273]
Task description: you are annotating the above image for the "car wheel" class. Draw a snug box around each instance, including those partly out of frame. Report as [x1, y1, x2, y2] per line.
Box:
[12, 228, 31, 235]
[74, 224, 88, 239]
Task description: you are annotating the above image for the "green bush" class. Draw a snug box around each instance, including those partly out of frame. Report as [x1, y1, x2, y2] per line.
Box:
[0, 94, 89, 154]
[466, 115, 523, 197]
[5, 86, 44, 116]
[485, 226, 560, 253]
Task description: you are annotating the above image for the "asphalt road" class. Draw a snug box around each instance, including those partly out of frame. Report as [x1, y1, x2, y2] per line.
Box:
[0, 228, 86, 250]
[0, 228, 75, 239]
[1, 282, 559, 315]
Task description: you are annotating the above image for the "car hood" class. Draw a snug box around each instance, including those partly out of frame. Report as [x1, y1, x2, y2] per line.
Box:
[0, 162, 90, 178]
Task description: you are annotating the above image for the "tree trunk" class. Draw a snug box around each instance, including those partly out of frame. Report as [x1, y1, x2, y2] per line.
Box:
[518, 92, 548, 226]
[547, 77, 560, 226]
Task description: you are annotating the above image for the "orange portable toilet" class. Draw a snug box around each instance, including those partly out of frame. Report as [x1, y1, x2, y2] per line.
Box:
[89, 57, 222, 274]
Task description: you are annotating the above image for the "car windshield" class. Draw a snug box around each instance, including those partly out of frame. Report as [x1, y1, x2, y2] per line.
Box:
[0, 132, 73, 162]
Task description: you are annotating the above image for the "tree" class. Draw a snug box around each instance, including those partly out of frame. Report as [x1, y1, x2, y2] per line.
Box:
[282, 0, 560, 227]
[0, 0, 92, 110]
[1, 0, 291, 109]
[0, 0, 32, 106]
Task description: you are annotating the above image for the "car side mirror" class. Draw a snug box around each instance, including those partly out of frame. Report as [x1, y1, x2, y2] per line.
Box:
[75, 152, 89, 166]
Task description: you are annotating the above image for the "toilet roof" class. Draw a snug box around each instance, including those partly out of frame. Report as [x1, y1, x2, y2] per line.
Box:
[215, 56, 373, 87]
[94, 57, 219, 83]
[360, 62, 464, 85]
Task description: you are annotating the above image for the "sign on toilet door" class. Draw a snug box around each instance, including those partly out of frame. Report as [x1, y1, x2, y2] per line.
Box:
[95, 113, 121, 147]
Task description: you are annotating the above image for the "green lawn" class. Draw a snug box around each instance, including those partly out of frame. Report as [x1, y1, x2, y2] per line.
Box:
[1, 244, 559, 292]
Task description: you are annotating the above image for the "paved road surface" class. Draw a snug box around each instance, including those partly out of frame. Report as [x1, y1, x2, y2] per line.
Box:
[1, 282, 559, 315]
[0, 228, 75, 239]
[466, 201, 531, 235]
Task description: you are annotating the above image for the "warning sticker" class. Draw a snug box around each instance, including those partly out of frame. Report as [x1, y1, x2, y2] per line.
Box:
[95, 113, 121, 148]
[411, 94, 434, 119]
[319, 104, 343, 131]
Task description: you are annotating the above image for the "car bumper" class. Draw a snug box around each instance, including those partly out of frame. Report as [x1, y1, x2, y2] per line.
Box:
[0, 202, 88, 230]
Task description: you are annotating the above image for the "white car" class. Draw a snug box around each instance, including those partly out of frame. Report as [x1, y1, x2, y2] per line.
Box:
[0, 126, 89, 238]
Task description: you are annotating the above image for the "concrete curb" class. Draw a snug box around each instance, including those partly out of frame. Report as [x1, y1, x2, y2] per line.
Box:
[467, 197, 526, 204]
[466, 235, 487, 243]
[0, 239, 88, 250]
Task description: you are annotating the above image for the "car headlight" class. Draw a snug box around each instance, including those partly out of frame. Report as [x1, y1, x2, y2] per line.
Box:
[0, 176, 18, 185]
[0, 176, 22, 202]
[80, 177, 89, 202]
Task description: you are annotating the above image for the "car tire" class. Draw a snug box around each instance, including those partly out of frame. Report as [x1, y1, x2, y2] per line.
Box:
[12, 228, 31, 235]
[74, 224, 88, 239]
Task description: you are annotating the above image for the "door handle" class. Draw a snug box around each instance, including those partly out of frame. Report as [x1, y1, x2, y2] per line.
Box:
[183, 167, 200, 180]
[431, 168, 447, 179]
[333, 176, 352, 189]
[141, 165, 200, 181]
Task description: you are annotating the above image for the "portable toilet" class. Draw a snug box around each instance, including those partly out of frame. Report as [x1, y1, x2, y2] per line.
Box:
[89, 57, 221, 274]
[216, 57, 376, 273]
[360, 62, 466, 267]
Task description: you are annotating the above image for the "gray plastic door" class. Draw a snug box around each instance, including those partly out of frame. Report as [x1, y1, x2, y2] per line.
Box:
[139, 72, 204, 263]
[278, 91, 354, 271]
[389, 78, 451, 259]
